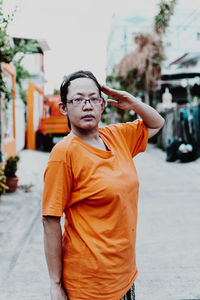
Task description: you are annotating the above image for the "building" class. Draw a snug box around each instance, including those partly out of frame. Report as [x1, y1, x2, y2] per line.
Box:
[13, 38, 50, 152]
[0, 37, 49, 164]
[161, 52, 200, 104]
[106, 8, 200, 103]
[162, 8, 200, 66]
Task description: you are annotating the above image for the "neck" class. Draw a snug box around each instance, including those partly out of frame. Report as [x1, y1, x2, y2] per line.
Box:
[70, 126, 99, 142]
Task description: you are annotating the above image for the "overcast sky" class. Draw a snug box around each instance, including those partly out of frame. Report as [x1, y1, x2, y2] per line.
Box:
[3, 0, 200, 94]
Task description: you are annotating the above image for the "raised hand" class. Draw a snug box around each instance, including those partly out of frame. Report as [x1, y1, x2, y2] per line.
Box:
[101, 85, 137, 111]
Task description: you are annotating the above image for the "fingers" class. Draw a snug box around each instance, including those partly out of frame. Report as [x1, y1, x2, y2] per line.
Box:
[101, 85, 122, 98]
[107, 99, 119, 107]
[101, 85, 115, 92]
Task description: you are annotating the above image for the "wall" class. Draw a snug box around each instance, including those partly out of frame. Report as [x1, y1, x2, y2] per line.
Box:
[15, 90, 26, 152]
[1, 63, 16, 163]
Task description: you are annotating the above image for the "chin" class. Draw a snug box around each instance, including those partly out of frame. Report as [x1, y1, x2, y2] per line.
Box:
[80, 120, 98, 130]
[81, 123, 98, 130]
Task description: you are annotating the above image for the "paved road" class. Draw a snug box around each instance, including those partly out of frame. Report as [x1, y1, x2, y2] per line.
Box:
[0, 145, 200, 300]
[134, 146, 200, 300]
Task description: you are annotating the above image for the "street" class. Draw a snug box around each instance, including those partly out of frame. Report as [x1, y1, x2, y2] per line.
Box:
[0, 144, 200, 300]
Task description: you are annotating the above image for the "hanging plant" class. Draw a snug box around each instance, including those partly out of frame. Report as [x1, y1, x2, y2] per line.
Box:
[154, 0, 177, 36]
[0, 0, 38, 103]
[14, 56, 35, 104]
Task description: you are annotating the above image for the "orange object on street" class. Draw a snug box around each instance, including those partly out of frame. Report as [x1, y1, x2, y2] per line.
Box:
[26, 82, 43, 150]
[39, 95, 70, 134]
[37, 95, 70, 150]
[26, 88, 70, 151]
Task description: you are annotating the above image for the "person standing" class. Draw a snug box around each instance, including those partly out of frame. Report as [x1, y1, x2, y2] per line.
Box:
[42, 70, 165, 300]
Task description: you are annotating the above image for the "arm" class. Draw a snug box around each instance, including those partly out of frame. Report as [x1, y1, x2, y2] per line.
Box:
[101, 85, 165, 139]
[43, 216, 68, 300]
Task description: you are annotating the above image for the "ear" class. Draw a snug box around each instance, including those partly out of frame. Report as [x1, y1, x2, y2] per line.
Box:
[59, 102, 68, 115]
[101, 98, 106, 113]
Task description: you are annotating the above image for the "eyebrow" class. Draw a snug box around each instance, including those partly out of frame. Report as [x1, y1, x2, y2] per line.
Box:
[75, 92, 98, 96]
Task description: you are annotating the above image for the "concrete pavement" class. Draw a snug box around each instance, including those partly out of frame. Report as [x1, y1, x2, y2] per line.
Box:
[0, 145, 200, 300]
[134, 145, 200, 300]
[0, 150, 50, 300]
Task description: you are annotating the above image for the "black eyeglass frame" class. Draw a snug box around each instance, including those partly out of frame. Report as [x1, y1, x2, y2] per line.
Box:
[65, 97, 103, 105]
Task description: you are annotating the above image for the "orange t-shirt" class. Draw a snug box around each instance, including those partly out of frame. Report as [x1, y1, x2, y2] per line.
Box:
[42, 119, 148, 300]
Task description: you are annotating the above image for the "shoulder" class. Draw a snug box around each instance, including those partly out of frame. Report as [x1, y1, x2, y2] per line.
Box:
[99, 119, 145, 136]
[48, 135, 76, 163]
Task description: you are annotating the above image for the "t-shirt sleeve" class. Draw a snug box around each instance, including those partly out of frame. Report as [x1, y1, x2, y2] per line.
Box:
[42, 159, 73, 217]
[120, 119, 149, 157]
[102, 119, 149, 158]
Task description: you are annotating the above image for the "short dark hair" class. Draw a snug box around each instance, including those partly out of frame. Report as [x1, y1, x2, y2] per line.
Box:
[60, 70, 102, 104]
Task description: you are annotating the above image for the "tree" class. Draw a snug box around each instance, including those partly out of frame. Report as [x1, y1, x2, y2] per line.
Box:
[108, 0, 177, 107]
[0, 0, 38, 102]
[118, 32, 165, 105]
[53, 88, 60, 95]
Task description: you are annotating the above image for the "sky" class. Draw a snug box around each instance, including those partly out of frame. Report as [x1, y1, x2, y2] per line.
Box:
[3, 0, 200, 94]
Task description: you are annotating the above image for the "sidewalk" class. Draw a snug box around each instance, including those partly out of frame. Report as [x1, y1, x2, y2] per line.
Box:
[0, 145, 200, 300]
[134, 145, 200, 300]
[0, 150, 50, 300]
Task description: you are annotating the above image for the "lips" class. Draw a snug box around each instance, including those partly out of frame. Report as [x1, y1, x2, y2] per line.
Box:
[82, 114, 94, 119]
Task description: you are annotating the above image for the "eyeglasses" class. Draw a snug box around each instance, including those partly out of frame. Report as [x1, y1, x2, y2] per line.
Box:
[66, 97, 103, 106]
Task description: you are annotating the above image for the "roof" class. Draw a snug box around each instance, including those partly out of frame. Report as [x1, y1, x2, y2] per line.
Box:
[162, 52, 200, 80]
[169, 52, 200, 66]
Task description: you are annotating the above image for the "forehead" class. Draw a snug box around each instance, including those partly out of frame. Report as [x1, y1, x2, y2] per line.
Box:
[67, 78, 99, 96]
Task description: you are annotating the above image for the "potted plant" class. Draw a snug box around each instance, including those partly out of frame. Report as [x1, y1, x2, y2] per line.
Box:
[0, 163, 8, 198]
[4, 156, 20, 193]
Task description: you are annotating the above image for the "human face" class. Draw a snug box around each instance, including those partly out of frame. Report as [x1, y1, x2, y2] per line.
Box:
[63, 78, 105, 133]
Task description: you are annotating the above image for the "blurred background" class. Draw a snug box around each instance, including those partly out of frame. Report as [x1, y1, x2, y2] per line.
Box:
[1, 0, 200, 157]
[0, 1, 200, 299]
[1, 0, 200, 158]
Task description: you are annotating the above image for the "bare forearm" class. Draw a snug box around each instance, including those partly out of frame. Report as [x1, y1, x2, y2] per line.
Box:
[43, 216, 63, 284]
[131, 98, 165, 129]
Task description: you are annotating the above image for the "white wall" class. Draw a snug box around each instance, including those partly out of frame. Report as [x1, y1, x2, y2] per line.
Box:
[22, 53, 43, 75]
[33, 90, 42, 131]
[161, 8, 200, 66]
[15, 93, 26, 152]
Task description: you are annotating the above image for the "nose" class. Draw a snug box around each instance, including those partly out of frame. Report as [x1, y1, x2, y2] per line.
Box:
[82, 99, 93, 110]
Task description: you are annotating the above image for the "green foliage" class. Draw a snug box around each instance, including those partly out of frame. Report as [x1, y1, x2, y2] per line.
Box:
[106, 68, 146, 99]
[119, 1, 176, 94]
[53, 88, 60, 95]
[105, 0, 177, 122]
[0, 0, 38, 103]
[0, 0, 16, 63]
[154, 0, 177, 35]
[107, 67, 142, 93]
[0, 75, 12, 101]
[105, 70, 138, 123]
[0, 162, 8, 193]
[13, 57, 33, 104]
[4, 155, 19, 177]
